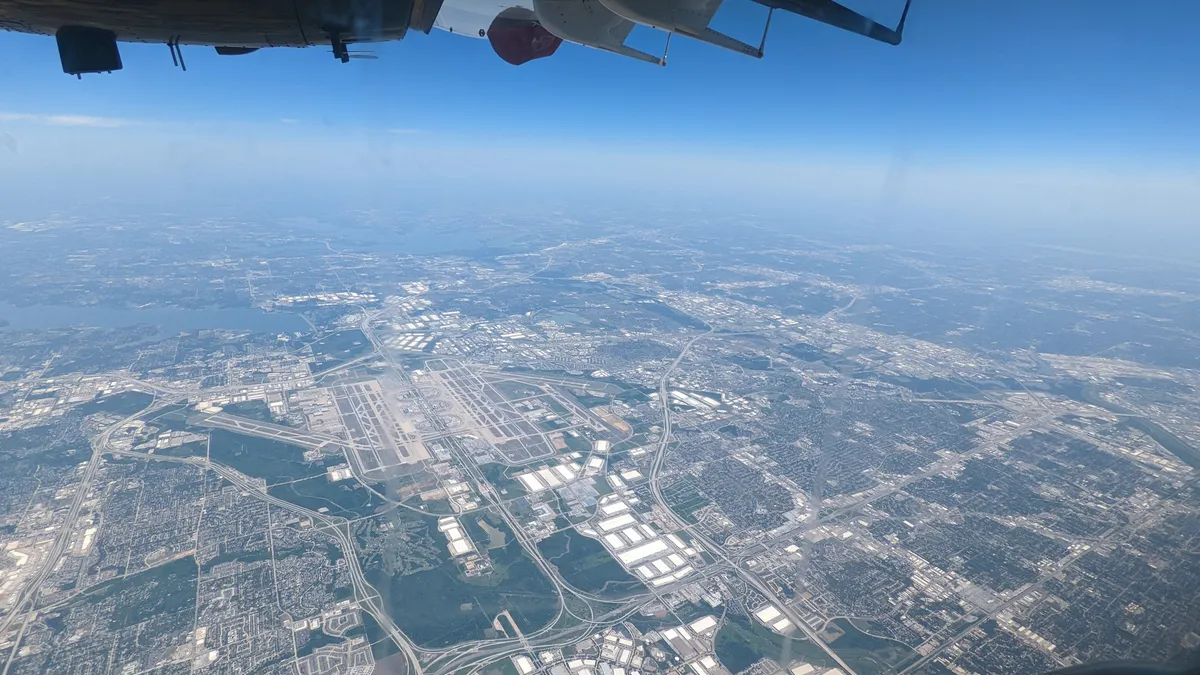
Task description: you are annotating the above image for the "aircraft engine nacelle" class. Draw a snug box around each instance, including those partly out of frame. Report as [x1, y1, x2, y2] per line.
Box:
[596, 0, 717, 34]
[486, 7, 563, 65]
[531, 0, 664, 64]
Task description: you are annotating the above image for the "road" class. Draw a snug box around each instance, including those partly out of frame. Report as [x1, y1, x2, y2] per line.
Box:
[897, 511, 1145, 675]
[193, 411, 345, 450]
[357, 307, 686, 675]
[644, 328, 860, 675]
[102, 306, 851, 674]
[110, 350, 376, 405]
[359, 309, 590, 673]
[99, 446, 427, 675]
[0, 398, 168, 640]
[817, 411, 1057, 525]
[111, 316, 628, 673]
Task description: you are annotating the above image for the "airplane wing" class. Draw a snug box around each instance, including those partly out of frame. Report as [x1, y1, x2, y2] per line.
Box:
[597, 0, 766, 58]
[1, 0, 913, 75]
[751, 0, 912, 45]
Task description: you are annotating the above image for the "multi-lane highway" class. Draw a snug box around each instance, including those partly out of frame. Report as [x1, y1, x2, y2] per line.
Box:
[0, 397, 169, 640]
[66, 307, 803, 675]
[644, 329, 860, 675]
[357, 307, 683, 675]
[99, 446, 428, 675]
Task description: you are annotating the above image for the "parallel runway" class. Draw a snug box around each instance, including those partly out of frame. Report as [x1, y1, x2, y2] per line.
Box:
[331, 380, 431, 477]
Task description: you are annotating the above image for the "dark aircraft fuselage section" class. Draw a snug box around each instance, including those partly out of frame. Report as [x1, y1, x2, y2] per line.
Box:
[0, 0, 441, 47]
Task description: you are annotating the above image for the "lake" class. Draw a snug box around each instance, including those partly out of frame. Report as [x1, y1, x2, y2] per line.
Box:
[0, 303, 309, 335]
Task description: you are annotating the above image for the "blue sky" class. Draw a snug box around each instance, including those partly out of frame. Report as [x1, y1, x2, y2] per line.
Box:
[0, 0, 1197, 243]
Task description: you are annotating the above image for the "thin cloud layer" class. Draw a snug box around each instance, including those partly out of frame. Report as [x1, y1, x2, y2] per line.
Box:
[0, 122, 1196, 253]
[0, 112, 129, 127]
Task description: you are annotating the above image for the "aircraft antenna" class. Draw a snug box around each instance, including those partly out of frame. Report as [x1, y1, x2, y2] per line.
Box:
[895, 0, 914, 39]
[757, 7, 774, 58]
[329, 31, 351, 62]
[660, 32, 672, 67]
[167, 36, 187, 71]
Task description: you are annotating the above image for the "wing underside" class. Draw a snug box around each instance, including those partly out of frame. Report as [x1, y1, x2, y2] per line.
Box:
[750, 0, 911, 44]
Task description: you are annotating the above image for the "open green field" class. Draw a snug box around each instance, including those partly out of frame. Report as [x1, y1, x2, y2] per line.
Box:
[716, 614, 834, 674]
[661, 477, 712, 524]
[307, 329, 373, 374]
[827, 618, 916, 675]
[537, 528, 643, 597]
[78, 391, 154, 416]
[370, 514, 560, 648]
[66, 556, 197, 631]
[220, 400, 274, 423]
[267, 474, 387, 519]
[207, 429, 322, 484]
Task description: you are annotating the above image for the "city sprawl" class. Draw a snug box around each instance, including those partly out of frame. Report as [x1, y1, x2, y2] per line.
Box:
[0, 211, 1197, 675]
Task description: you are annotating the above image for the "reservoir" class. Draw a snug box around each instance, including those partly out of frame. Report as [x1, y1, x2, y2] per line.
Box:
[0, 302, 309, 335]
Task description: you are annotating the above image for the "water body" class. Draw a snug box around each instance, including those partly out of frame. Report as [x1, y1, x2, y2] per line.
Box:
[542, 311, 589, 325]
[333, 222, 523, 258]
[0, 302, 308, 335]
